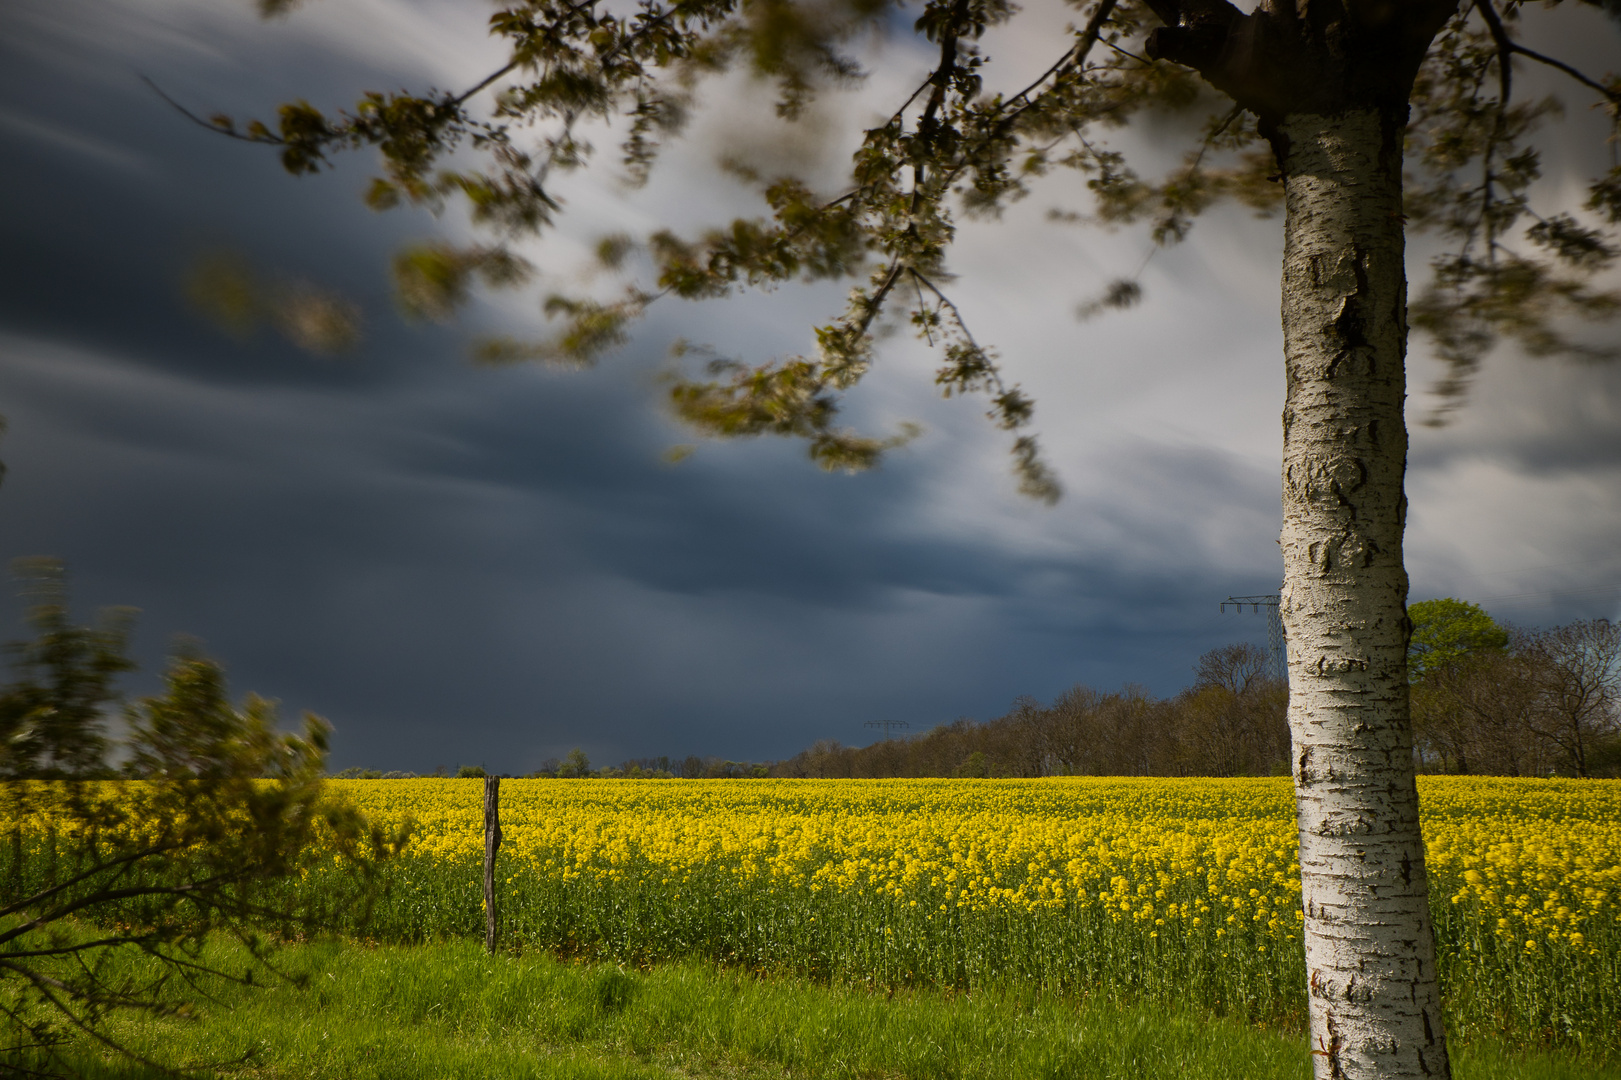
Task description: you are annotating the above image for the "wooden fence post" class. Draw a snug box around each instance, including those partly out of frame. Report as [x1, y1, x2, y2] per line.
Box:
[483, 775, 501, 954]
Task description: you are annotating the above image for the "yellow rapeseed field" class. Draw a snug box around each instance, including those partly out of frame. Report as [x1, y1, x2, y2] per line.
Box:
[355, 777, 1304, 941]
[1420, 779, 1620, 956]
[339, 776, 1617, 951]
[321, 775, 1618, 1045]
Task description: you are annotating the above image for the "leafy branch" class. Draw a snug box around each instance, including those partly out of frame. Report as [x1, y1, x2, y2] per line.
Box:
[1406, 0, 1621, 422]
[189, 0, 1618, 477]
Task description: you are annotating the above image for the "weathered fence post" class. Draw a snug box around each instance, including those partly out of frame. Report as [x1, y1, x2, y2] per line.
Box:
[483, 775, 501, 954]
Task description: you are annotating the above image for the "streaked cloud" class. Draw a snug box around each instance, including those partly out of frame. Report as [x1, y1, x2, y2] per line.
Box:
[1, 0, 1616, 770]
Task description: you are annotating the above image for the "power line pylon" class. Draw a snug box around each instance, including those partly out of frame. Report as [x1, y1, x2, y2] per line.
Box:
[1221, 593, 1286, 683]
[864, 719, 910, 741]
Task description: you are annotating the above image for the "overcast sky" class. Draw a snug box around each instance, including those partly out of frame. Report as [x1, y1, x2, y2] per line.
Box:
[1, 0, 1618, 773]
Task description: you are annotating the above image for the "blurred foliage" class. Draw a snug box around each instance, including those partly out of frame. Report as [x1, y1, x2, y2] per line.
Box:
[188, 0, 1620, 490]
[0, 559, 134, 780]
[1406, 3, 1621, 424]
[0, 560, 408, 1077]
[186, 250, 362, 353]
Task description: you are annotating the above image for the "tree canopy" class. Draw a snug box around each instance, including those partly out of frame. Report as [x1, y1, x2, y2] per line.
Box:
[1407, 596, 1509, 683]
[180, 0, 1620, 494]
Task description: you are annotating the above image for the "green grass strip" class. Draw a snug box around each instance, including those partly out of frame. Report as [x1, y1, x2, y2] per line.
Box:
[30, 938, 1621, 1080]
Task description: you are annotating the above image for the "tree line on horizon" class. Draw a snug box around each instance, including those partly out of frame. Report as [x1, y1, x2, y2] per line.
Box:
[777, 641, 1291, 780]
[1406, 601, 1620, 779]
[783, 604, 1621, 781]
[340, 601, 1618, 782]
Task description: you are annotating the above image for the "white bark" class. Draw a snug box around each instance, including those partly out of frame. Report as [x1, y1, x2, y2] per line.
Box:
[1279, 110, 1450, 1080]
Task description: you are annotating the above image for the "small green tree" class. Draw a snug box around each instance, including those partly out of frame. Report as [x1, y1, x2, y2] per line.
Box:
[0, 566, 405, 1077]
[1407, 598, 1510, 684]
[557, 747, 591, 778]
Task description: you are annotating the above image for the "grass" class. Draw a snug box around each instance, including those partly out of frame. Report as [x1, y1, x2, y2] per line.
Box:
[27, 937, 1621, 1080]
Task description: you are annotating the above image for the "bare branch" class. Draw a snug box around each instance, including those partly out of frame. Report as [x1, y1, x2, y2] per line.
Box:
[1472, 0, 1513, 106]
[140, 76, 281, 146]
[1475, 0, 1620, 104]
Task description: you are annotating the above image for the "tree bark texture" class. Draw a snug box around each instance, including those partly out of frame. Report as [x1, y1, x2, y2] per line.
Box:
[1279, 109, 1449, 1080]
[483, 775, 502, 954]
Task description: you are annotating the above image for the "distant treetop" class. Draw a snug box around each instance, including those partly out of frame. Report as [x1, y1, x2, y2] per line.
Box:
[1408, 598, 1510, 684]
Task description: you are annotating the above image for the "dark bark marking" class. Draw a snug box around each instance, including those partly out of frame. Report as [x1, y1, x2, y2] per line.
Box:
[1326, 1013, 1348, 1080]
[1314, 253, 1358, 293]
[1330, 455, 1367, 494]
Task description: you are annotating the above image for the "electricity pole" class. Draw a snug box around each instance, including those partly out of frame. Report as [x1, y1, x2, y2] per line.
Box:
[1221, 593, 1286, 683]
[864, 718, 910, 741]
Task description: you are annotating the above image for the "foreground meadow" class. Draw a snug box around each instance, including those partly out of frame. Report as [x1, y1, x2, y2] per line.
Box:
[39, 938, 1621, 1080]
[296, 776, 1620, 1053]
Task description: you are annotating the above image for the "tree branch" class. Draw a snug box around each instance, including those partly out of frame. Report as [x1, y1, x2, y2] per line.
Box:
[1472, 0, 1512, 106]
[0, 841, 173, 922]
[1474, 0, 1620, 103]
[140, 76, 278, 146]
[1142, 0, 1245, 76]
[999, 0, 1122, 122]
[0, 934, 164, 961]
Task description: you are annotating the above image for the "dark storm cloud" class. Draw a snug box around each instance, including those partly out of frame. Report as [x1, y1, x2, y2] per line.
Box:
[2, 0, 1615, 771]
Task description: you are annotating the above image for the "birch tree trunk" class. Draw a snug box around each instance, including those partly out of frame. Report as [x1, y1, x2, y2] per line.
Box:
[1142, 4, 1463, 1074]
[1279, 108, 1449, 1080]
